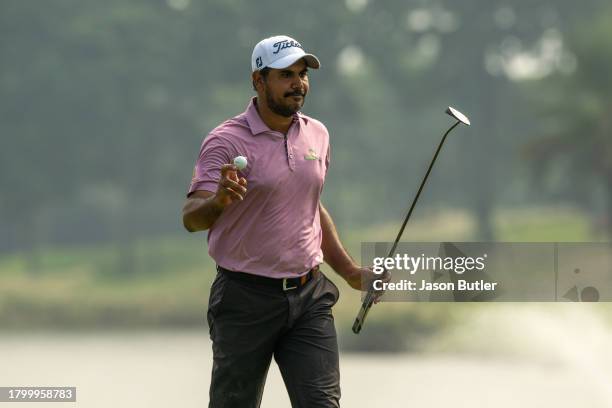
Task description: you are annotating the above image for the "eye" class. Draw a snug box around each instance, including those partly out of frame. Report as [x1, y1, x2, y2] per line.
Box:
[300, 71, 308, 79]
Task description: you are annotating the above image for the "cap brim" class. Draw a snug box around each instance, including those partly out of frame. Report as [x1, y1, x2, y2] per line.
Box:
[267, 53, 320, 70]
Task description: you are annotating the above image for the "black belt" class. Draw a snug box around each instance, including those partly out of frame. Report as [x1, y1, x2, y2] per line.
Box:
[217, 265, 319, 291]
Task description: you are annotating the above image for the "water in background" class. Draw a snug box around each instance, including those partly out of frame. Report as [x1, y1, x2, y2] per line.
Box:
[2, 305, 612, 407]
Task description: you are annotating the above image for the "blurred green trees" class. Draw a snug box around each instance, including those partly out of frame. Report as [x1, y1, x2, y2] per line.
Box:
[1, 0, 611, 260]
[525, 8, 612, 239]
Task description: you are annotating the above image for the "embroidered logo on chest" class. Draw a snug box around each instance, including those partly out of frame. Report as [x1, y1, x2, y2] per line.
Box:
[304, 148, 319, 160]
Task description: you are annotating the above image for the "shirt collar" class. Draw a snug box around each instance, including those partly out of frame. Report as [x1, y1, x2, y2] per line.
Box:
[245, 97, 307, 136]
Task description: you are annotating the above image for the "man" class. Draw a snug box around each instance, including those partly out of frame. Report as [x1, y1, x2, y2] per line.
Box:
[182, 35, 380, 408]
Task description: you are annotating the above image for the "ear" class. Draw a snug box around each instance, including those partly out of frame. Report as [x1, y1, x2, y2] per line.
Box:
[252, 71, 263, 91]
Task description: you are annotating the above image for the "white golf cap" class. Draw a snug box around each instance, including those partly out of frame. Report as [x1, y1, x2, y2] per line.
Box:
[251, 35, 320, 72]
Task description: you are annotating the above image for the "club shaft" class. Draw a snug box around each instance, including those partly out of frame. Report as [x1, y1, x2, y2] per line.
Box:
[352, 121, 460, 334]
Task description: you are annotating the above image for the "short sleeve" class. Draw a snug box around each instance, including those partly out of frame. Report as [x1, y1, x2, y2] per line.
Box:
[187, 133, 235, 197]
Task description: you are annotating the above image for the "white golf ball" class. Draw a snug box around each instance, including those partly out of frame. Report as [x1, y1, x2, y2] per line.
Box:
[233, 155, 248, 170]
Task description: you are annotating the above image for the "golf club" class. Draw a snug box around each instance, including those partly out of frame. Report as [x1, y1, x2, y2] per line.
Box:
[352, 106, 471, 334]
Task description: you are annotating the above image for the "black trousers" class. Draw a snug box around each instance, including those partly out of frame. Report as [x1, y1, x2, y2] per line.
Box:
[207, 267, 341, 408]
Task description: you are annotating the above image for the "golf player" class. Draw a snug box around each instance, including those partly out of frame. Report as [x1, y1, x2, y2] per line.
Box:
[182, 35, 380, 408]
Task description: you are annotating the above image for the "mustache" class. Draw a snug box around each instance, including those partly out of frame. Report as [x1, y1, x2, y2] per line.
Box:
[284, 90, 305, 97]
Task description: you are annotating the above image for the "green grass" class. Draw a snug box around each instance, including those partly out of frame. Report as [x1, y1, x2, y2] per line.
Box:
[0, 206, 607, 340]
[494, 207, 599, 241]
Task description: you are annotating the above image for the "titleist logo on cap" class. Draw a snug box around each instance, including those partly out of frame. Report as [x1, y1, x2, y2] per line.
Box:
[272, 40, 303, 55]
[251, 35, 320, 72]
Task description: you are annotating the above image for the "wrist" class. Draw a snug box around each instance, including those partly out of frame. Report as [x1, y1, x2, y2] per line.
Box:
[340, 263, 360, 279]
[210, 194, 226, 211]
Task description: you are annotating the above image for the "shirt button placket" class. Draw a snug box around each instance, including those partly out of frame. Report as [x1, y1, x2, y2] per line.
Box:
[288, 146, 295, 171]
[286, 121, 298, 171]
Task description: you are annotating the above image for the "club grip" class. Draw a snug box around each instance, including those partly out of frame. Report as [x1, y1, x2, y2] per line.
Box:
[352, 290, 375, 334]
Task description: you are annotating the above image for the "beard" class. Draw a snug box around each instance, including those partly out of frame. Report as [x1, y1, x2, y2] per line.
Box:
[265, 85, 306, 117]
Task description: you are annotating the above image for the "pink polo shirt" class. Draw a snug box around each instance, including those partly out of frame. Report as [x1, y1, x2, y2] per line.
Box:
[188, 98, 330, 278]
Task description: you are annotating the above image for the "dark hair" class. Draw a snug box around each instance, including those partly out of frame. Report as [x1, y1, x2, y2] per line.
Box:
[252, 67, 271, 91]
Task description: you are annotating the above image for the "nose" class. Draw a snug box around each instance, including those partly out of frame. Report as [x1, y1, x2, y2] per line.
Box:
[291, 77, 302, 89]
[291, 77, 306, 94]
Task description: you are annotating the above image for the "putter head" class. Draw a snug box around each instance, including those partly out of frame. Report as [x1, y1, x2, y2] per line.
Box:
[446, 106, 471, 126]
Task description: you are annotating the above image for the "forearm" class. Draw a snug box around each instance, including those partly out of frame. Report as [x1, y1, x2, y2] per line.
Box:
[320, 203, 358, 277]
[182, 194, 224, 232]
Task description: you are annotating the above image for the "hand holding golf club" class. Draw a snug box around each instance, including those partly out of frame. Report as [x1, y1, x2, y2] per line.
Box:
[344, 266, 392, 303]
[352, 107, 471, 334]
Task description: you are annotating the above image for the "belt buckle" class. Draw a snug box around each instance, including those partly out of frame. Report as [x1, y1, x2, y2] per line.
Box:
[282, 278, 297, 291]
